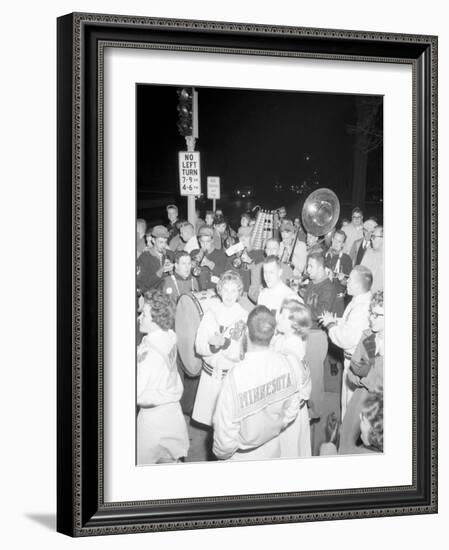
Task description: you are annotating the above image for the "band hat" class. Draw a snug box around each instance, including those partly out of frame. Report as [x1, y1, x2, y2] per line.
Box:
[363, 219, 378, 231]
[280, 219, 295, 233]
[198, 225, 214, 237]
[237, 226, 252, 238]
[151, 225, 170, 239]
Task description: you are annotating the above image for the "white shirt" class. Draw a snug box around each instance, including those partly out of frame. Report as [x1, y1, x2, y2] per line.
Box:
[257, 281, 303, 313]
[342, 223, 364, 255]
[328, 291, 371, 354]
[184, 235, 200, 254]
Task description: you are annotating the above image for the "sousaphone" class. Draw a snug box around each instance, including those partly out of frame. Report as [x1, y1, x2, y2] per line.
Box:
[301, 188, 340, 236]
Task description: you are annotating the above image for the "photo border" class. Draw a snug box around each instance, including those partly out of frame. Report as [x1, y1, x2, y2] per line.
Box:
[57, 12, 437, 536]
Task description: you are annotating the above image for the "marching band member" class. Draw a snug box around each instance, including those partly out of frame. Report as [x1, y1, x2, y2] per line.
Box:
[212, 305, 302, 461]
[192, 270, 248, 426]
[306, 232, 324, 256]
[272, 299, 313, 457]
[137, 289, 189, 464]
[137, 225, 174, 293]
[194, 225, 227, 290]
[159, 250, 199, 301]
[278, 219, 307, 277]
[258, 255, 302, 314]
[319, 265, 373, 419]
[324, 229, 353, 316]
[302, 252, 337, 325]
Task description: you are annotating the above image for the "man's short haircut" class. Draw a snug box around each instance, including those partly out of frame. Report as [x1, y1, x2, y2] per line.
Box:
[247, 305, 276, 346]
[179, 221, 194, 232]
[174, 250, 191, 263]
[368, 215, 378, 223]
[353, 265, 373, 291]
[205, 210, 214, 218]
[333, 229, 347, 242]
[263, 254, 281, 268]
[241, 212, 251, 221]
[307, 251, 325, 267]
[352, 207, 363, 217]
[166, 204, 178, 213]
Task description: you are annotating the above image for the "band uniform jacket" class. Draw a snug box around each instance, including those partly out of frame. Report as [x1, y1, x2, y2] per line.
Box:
[159, 272, 199, 302]
[196, 247, 227, 291]
[212, 349, 301, 460]
[324, 249, 353, 316]
[136, 246, 175, 293]
[302, 277, 337, 327]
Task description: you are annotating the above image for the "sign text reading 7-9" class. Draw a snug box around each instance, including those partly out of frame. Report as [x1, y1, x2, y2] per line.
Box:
[178, 151, 201, 196]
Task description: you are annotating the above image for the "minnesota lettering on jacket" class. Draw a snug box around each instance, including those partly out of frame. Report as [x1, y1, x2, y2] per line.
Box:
[238, 373, 293, 409]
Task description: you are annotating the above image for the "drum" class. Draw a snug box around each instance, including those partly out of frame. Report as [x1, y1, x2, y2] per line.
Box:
[175, 290, 221, 376]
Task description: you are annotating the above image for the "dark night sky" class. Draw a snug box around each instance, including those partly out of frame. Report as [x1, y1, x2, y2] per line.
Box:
[136, 84, 383, 222]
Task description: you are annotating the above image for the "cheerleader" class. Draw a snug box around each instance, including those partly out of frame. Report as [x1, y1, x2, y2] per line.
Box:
[192, 270, 248, 426]
[137, 289, 189, 464]
[271, 299, 313, 457]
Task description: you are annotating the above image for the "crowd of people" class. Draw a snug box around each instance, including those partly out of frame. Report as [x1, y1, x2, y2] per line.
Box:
[136, 203, 384, 464]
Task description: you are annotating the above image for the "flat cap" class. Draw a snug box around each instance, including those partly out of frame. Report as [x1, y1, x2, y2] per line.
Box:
[151, 225, 170, 239]
[198, 225, 214, 237]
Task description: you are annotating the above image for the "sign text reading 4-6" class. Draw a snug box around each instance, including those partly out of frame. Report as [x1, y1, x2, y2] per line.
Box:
[178, 151, 201, 196]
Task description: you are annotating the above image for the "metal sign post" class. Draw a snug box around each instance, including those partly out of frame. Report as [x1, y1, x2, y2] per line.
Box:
[207, 176, 220, 212]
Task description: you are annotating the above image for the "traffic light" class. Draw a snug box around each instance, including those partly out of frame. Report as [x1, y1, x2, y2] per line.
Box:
[177, 87, 193, 136]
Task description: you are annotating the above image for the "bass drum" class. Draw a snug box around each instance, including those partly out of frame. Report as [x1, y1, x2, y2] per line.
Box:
[175, 290, 221, 376]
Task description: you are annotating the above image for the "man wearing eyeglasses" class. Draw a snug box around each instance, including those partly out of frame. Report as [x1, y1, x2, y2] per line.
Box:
[342, 207, 364, 255]
[361, 226, 384, 293]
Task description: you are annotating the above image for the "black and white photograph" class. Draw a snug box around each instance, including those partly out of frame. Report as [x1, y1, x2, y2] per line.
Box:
[135, 84, 384, 465]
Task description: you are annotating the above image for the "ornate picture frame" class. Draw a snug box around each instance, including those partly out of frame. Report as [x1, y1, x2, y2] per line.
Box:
[57, 12, 437, 536]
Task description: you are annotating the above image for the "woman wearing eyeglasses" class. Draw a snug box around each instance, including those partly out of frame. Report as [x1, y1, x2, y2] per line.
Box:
[338, 290, 384, 454]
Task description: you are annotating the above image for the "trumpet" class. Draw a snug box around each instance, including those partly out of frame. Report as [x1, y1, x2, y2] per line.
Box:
[232, 248, 250, 270]
[191, 249, 205, 277]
